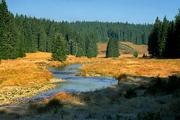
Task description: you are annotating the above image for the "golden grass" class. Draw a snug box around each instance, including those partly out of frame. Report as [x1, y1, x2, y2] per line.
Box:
[43, 92, 84, 105]
[121, 42, 148, 54]
[81, 57, 180, 78]
[0, 53, 54, 105]
[97, 42, 148, 57]
[0, 59, 52, 87]
[0, 52, 105, 105]
[1, 51, 180, 105]
[0, 52, 105, 88]
[97, 42, 107, 58]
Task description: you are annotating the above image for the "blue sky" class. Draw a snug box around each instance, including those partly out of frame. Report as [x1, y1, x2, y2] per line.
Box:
[7, 0, 180, 24]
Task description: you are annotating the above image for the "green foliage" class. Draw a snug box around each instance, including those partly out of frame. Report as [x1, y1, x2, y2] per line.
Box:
[174, 10, 180, 58]
[148, 10, 180, 58]
[137, 112, 161, 120]
[86, 34, 98, 58]
[52, 33, 67, 61]
[38, 28, 47, 52]
[0, 0, 153, 60]
[70, 22, 152, 44]
[133, 51, 138, 58]
[46, 99, 63, 109]
[106, 39, 120, 58]
[147, 75, 180, 95]
[124, 88, 137, 99]
[148, 17, 162, 57]
[0, 0, 24, 59]
[34, 99, 63, 114]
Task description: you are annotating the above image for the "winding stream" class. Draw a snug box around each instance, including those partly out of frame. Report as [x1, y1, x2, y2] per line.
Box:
[32, 64, 117, 100]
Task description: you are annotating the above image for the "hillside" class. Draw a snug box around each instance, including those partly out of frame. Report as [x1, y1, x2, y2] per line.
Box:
[97, 42, 148, 57]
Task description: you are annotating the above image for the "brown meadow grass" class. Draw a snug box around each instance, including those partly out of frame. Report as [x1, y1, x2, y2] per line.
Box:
[1, 51, 180, 105]
[0, 52, 105, 105]
[43, 92, 84, 105]
[97, 41, 148, 57]
[120, 41, 148, 54]
[81, 56, 180, 78]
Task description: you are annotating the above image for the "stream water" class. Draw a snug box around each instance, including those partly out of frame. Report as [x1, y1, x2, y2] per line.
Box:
[32, 64, 117, 100]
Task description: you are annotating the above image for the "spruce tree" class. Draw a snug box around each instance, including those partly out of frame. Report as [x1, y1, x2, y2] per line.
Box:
[46, 24, 55, 52]
[106, 39, 120, 58]
[164, 21, 175, 58]
[52, 33, 67, 61]
[38, 28, 47, 51]
[148, 17, 162, 57]
[0, 0, 19, 59]
[174, 10, 180, 58]
[158, 17, 169, 57]
[85, 35, 98, 58]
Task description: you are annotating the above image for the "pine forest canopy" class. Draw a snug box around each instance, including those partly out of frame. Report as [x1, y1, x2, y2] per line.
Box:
[1, 0, 180, 60]
[0, 0, 153, 60]
[0, 0, 153, 61]
[148, 10, 180, 58]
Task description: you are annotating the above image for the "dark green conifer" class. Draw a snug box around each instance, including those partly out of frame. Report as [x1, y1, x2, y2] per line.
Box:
[106, 39, 120, 58]
[52, 33, 67, 61]
[174, 10, 180, 58]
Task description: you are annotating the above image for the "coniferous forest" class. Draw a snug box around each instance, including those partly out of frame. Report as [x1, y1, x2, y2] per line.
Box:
[148, 11, 180, 58]
[0, 0, 152, 60]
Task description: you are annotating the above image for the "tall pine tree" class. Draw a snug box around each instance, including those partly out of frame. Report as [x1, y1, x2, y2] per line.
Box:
[158, 17, 169, 57]
[52, 33, 67, 61]
[148, 17, 162, 57]
[106, 39, 120, 58]
[85, 34, 98, 58]
[0, 0, 21, 59]
[164, 21, 175, 58]
[174, 10, 180, 58]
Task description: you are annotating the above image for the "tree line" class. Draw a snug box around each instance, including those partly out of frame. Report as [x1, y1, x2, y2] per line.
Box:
[0, 0, 152, 61]
[148, 10, 180, 58]
[67, 21, 152, 44]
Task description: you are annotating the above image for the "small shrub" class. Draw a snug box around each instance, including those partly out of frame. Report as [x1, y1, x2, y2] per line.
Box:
[116, 113, 121, 120]
[36, 106, 48, 113]
[142, 53, 148, 58]
[147, 77, 166, 95]
[124, 88, 137, 99]
[137, 112, 161, 120]
[147, 75, 180, 95]
[47, 99, 63, 109]
[133, 51, 138, 58]
[166, 75, 180, 94]
[116, 74, 127, 85]
[32, 99, 63, 113]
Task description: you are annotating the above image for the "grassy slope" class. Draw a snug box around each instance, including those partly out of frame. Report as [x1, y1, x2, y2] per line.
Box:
[97, 41, 148, 57]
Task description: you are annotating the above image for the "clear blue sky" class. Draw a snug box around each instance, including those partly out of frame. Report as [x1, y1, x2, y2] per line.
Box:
[7, 0, 180, 24]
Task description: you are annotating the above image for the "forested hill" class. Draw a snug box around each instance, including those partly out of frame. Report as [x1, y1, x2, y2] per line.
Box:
[0, 0, 152, 60]
[67, 21, 152, 44]
[15, 15, 152, 45]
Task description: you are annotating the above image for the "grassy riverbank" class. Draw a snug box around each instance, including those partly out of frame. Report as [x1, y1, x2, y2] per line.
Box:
[0, 52, 105, 105]
[81, 55, 180, 78]
[1, 52, 180, 120]
[1, 74, 180, 120]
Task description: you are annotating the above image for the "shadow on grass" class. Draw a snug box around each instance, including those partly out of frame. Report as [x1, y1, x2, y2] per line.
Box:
[0, 74, 180, 120]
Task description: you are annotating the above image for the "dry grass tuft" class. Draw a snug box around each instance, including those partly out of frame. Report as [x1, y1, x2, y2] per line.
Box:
[43, 92, 84, 105]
